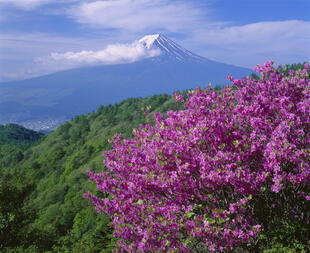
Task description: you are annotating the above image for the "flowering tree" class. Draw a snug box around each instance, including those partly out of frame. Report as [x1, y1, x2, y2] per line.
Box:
[86, 62, 310, 252]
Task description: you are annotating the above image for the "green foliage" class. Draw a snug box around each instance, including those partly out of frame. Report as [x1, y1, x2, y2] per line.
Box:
[0, 125, 44, 180]
[278, 62, 309, 75]
[0, 180, 33, 250]
[1, 85, 308, 252]
[247, 62, 308, 81]
[0, 123, 44, 144]
[0, 94, 182, 252]
[233, 185, 310, 252]
[0, 179, 55, 252]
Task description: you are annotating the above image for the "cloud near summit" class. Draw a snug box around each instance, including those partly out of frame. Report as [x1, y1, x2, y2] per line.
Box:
[36, 40, 161, 72]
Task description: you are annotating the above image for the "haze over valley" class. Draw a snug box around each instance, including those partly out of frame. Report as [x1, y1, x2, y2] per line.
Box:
[0, 34, 251, 130]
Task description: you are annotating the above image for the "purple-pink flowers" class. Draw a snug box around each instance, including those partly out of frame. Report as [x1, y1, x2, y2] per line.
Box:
[86, 62, 310, 252]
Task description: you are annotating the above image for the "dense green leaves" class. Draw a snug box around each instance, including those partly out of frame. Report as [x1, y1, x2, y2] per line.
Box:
[0, 94, 182, 252]
[0, 62, 308, 252]
[0, 179, 55, 252]
[0, 124, 44, 179]
[0, 123, 43, 143]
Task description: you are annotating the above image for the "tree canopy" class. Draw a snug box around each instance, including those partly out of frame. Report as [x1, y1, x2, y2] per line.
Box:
[87, 62, 310, 252]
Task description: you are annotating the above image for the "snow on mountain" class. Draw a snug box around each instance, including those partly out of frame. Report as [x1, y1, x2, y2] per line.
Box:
[138, 34, 206, 62]
[138, 34, 161, 49]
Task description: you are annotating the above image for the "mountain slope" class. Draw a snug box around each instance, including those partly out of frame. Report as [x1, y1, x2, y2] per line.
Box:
[0, 124, 44, 179]
[0, 124, 43, 143]
[1, 63, 308, 252]
[0, 34, 251, 130]
[1, 94, 183, 252]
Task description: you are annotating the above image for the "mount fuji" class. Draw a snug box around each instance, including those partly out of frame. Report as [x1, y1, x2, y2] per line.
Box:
[138, 34, 206, 62]
[0, 34, 251, 130]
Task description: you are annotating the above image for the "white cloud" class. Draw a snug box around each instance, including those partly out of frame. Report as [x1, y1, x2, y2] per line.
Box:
[70, 0, 211, 32]
[185, 20, 310, 67]
[37, 41, 161, 69]
[0, 0, 51, 10]
[198, 20, 310, 47]
[0, 34, 161, 81]
[1, 19, 309, 81]
[0, 32, 105, 81]
[0, 0, 80, 10]
[68, 1, 309, 67]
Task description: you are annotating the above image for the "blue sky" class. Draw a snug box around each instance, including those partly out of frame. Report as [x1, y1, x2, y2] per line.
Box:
[0, 0, 309, 81]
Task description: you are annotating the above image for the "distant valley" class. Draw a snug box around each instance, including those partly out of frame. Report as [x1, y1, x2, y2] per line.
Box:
[0, 34, 251, 131]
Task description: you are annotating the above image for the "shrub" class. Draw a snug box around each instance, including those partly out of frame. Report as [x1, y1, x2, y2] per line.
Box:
[87, 62, 309, 252]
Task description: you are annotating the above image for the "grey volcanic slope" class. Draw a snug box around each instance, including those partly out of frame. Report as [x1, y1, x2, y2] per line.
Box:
[0, 34, 251, 130]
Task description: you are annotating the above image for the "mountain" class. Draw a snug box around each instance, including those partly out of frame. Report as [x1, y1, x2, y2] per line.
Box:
[0, 34, 251, 131]
[138, 34, 206, 62]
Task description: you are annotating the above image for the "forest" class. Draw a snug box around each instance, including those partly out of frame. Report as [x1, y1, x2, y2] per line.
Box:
[0, 63, 309, 252]
[0, 94, 184, 252]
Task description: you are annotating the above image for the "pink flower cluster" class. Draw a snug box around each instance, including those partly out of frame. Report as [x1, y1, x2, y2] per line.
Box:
[86, 62, 310, 252]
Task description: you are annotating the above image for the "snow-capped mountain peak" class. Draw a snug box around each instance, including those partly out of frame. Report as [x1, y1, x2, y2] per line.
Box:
[138, 34, 206, 62]
[139, 34, 161, 49]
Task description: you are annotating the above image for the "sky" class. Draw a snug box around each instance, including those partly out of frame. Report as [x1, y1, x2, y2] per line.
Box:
[0, 0, 309, 81]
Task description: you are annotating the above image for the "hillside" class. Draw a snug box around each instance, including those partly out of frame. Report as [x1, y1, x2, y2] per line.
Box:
[0, 94, 184, 252]
[0, 124, 44, 179]
[1, 63, 308, 252]
[0, 124, 43, 143]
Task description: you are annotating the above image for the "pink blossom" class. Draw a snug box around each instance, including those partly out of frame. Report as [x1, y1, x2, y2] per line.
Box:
[86, 62, 310, 252]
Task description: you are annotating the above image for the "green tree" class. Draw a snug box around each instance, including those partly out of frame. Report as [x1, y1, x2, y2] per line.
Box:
[0, 180, 35, 250]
